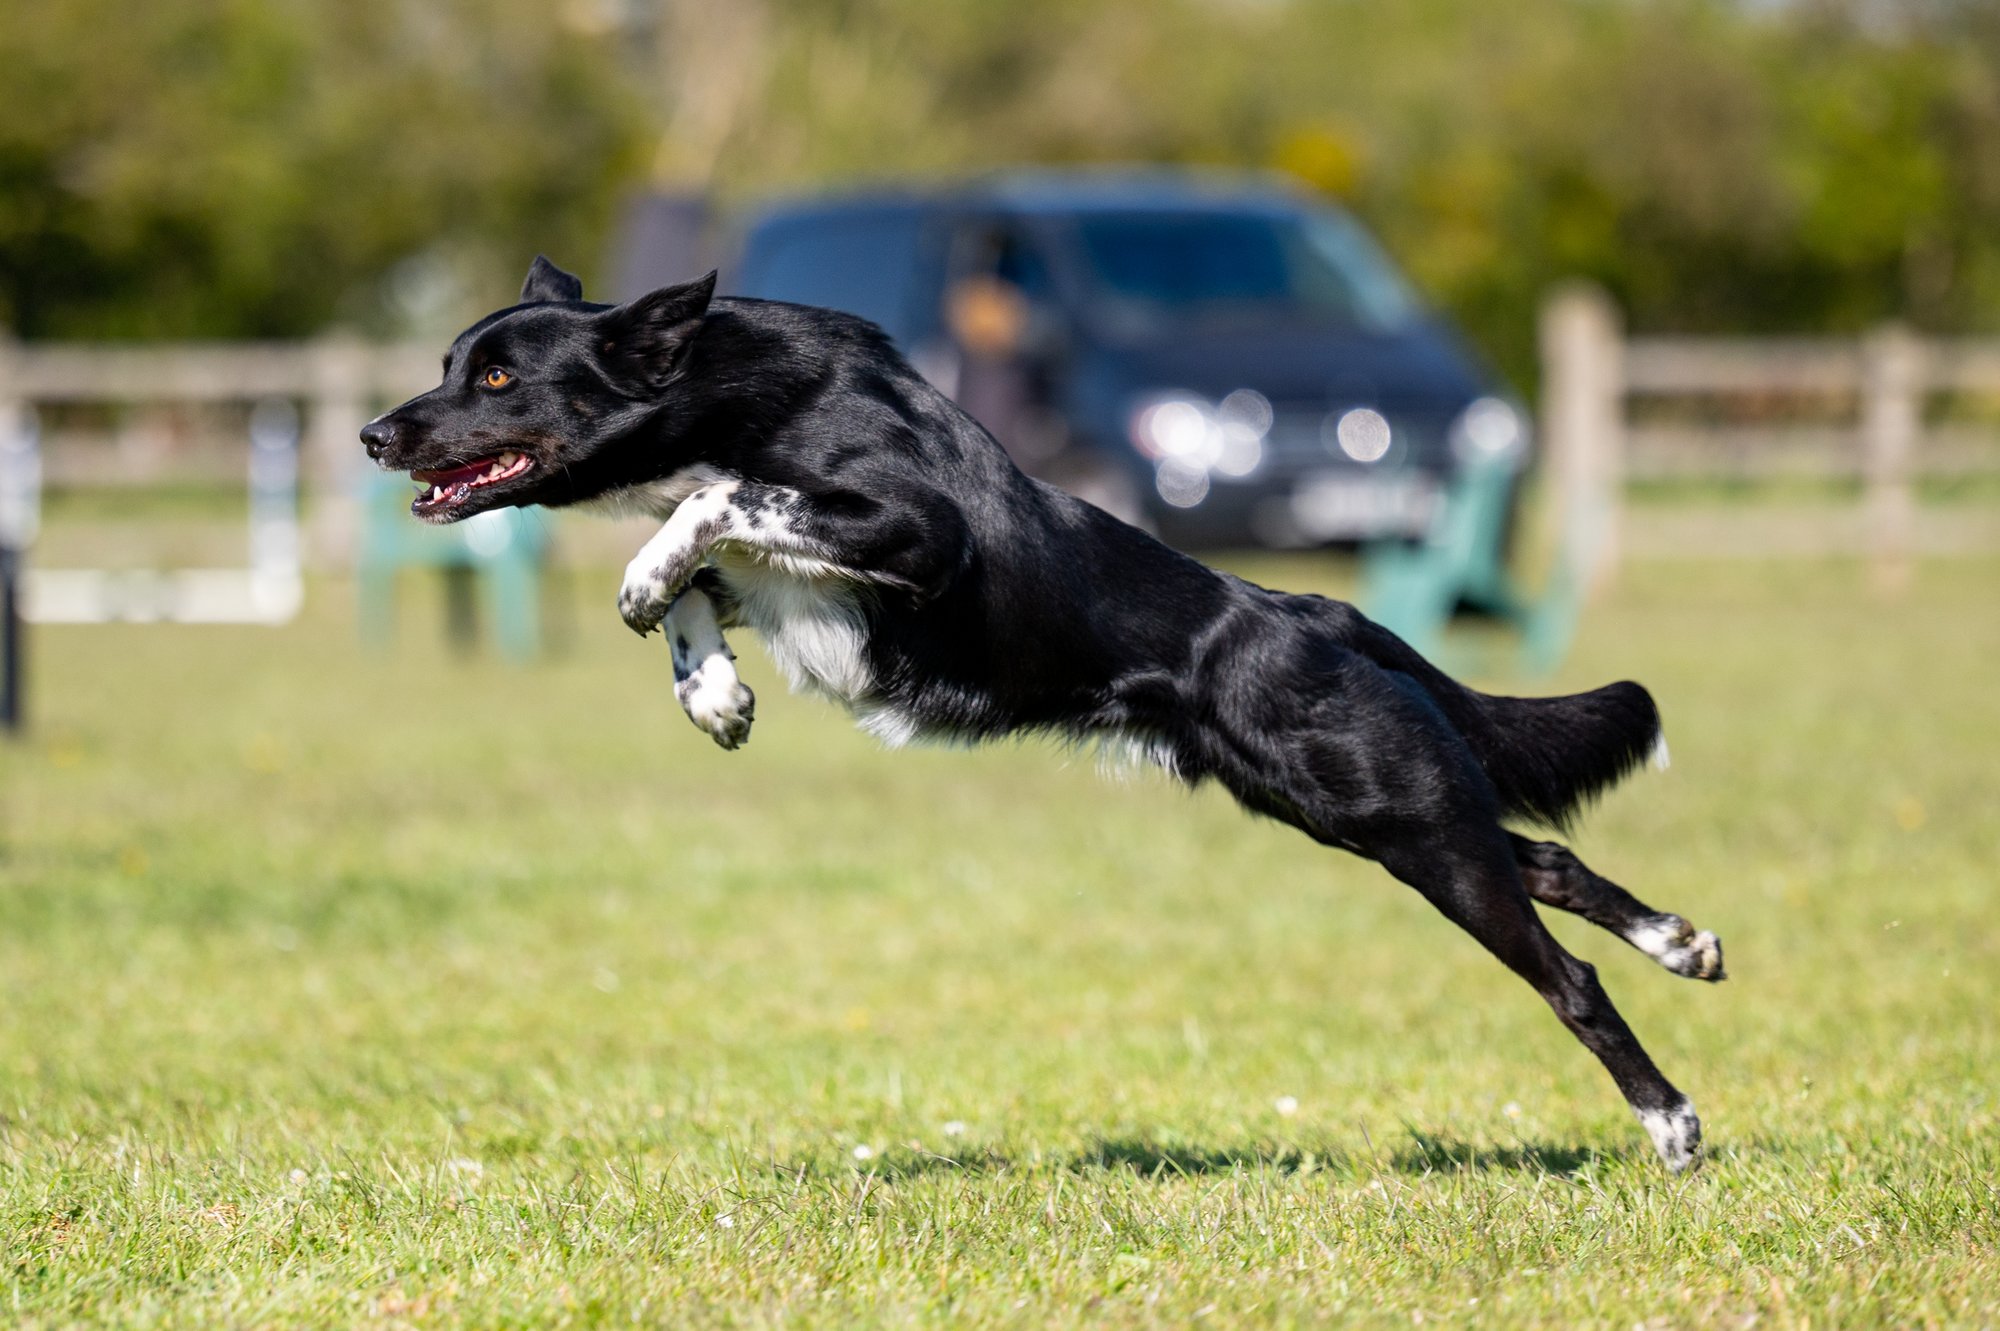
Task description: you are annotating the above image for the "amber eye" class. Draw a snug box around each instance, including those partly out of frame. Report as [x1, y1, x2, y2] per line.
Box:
[481, 367, 513, 389]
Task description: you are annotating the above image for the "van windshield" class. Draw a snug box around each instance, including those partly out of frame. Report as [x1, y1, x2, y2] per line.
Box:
[1069, 207, 1420, 335]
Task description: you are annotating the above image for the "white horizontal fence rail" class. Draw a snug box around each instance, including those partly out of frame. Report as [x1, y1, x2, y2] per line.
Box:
[1539, 285, 2000, 590]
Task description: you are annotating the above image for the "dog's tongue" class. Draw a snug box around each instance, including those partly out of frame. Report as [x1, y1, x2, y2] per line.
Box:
[412, 457, 499, 486]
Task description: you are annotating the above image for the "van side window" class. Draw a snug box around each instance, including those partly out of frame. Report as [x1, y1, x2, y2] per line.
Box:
[990, 232, 1054, 303]
[945, 227, 1057, 358]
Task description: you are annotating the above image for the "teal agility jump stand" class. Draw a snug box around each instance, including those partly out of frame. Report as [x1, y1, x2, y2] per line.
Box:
[1360, 455, 1581, 677]
[357, 470, 548, 662]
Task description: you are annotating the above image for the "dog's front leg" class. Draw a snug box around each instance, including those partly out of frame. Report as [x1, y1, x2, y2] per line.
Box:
[620, 478, 966, 636]
[618, 482, 744, 635]
[661, 579, 753, 750]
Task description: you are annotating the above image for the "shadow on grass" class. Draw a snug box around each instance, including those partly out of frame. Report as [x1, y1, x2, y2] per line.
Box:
[814, 1132, 1614, 1183]
[1388, 1131, 1610, 1177]
[1079, 1139, 1332, 1177]
[1083, 1133, 1608, 1179]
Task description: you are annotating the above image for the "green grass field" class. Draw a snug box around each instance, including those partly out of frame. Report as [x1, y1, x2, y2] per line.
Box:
[4, 555, 1997, 1327]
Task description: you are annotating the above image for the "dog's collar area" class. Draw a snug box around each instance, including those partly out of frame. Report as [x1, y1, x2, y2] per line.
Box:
[411, 450, 533, 518]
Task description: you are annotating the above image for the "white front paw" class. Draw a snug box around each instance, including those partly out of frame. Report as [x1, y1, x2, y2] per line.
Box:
[677, 664, 755, 750]
[620, 484, 737, 636]
[619, 553, 680, 636]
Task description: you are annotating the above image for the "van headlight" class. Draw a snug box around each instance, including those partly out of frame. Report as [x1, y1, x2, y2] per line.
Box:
[1449, 396, 1527, 464]
[1129, 389, 1270, 495]
[1129, 394, 1216, 462]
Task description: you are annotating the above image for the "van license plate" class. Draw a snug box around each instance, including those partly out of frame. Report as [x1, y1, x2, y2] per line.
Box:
[1290, 475, 1436, 539]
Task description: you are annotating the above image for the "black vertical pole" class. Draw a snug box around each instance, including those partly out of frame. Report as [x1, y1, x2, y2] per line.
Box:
[0, 542, 20, 734]
[1, 380, 34, 735]
[0, 392, 35, 736]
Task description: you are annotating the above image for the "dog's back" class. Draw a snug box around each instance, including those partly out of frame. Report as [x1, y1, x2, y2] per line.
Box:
[679, 299, 1668, 838]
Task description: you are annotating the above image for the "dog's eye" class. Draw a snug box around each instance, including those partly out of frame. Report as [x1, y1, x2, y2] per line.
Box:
[481, 367, 513, 389]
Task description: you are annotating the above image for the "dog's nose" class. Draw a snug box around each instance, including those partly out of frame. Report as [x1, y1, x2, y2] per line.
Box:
[360, 419, 397, 459]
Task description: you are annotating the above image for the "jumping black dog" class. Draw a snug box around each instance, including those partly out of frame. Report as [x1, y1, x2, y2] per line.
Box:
[362, 257, 1725, 1170]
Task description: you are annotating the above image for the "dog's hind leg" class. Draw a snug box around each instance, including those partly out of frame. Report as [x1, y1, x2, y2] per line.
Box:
[663, 572, 753, 750]
[1364, 828, 1704, 1171]
[1510, 835, 1725, 982]
[1190, 635, 1701, 1166]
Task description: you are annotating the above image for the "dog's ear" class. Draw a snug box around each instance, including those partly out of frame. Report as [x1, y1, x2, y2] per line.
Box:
[520, 255, 584, 305]
[597, 271, 718, 387]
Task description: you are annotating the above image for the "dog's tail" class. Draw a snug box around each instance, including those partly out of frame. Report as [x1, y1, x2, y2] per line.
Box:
[1458, 680, 1664, 831]
[1351, 618, 1664, 832]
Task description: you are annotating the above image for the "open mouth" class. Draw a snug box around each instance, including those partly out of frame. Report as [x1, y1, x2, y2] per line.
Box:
[410, 450, 534, 520]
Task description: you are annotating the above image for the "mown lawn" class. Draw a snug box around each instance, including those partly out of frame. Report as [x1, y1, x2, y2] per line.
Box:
[3, 554, 1996, 1327]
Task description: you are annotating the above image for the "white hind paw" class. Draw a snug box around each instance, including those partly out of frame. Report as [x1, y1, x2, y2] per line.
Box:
[1630, 915, 1727, 982]
[1638, 1098, 1703, 1173]
[677, 664, 755, 750]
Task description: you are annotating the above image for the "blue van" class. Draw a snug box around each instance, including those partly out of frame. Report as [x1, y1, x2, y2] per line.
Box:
[729, 171, 1527, 548]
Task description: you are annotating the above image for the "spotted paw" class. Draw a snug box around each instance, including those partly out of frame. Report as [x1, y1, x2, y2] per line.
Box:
[617, 566, 673, 636]
[1633, 915, 1727, 982]
[619, 552, 702, 636]
[678, 669, 754, 750]
[1638, 1098, 1703, 1173]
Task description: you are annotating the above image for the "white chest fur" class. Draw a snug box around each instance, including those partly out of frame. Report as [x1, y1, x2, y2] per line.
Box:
[711, 551, 874, 706]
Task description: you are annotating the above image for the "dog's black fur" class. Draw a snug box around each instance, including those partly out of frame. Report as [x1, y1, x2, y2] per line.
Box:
[363, 257, 1725, 1170]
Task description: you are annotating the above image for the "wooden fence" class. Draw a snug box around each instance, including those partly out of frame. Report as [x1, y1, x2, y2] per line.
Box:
[4, 305, 1997, 585]
[0, 333, 437, 563]
[1540, 285, 2000, 590]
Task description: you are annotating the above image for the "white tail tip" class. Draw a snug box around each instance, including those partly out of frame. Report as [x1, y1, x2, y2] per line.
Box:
[1650, 732, 1672, 771]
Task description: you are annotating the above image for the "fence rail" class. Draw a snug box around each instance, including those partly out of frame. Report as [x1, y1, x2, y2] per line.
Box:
[1616, 333, 2000, 395]
[0, 339, 434, 403]
[1623, 424, 2000, 481]
[1539, 286, 2000, 589]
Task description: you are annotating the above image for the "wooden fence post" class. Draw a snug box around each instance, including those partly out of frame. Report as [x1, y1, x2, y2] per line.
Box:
[1861, 324, 1922, 593]
[1540, 283, 1625, 594]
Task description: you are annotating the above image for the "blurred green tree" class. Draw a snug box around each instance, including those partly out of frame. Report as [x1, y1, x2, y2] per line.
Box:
[643, 0, 2000, 380]
[2, 0, 1994, 383]
[0, 0, 646, 339]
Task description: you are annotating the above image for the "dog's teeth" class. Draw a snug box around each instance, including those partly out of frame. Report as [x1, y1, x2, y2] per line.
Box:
[429, 484, 445, 503]
[484, 462, 503, 480]
[500, 451, 519, 469]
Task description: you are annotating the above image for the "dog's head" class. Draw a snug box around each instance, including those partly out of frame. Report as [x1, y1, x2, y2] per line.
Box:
[361, 257, 716, 522]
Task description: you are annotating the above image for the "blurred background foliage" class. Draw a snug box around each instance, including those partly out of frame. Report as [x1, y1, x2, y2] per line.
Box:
[2, 0, 1996, 382]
